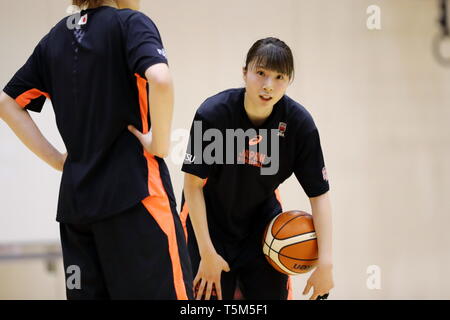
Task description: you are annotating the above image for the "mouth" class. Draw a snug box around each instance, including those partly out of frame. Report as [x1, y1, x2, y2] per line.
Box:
[259, 95, 273, 102]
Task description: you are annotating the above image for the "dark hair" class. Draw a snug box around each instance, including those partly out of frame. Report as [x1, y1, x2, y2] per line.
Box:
[72, 0, 106, 9]
[244, 37, 295, 80]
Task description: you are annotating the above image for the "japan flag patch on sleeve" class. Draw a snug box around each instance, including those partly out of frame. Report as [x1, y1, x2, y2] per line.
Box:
[78, 14, 88, 26]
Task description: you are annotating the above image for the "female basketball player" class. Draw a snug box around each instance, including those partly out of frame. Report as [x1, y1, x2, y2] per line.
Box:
[182, 37, 334, 300]
[0, 0, 193, 299]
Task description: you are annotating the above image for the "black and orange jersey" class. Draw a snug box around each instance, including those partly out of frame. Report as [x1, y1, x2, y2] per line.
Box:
[181, 88, 330, 243]
[3, 6, 169, 223]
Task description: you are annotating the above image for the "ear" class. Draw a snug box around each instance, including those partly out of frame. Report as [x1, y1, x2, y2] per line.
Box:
[242, 67, 247, 81]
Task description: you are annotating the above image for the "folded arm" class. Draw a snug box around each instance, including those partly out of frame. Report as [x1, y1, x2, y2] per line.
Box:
[128, 63, 174, 158]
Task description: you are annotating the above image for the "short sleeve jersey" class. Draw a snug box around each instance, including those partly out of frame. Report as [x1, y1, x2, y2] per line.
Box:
[181, 88, 330, 241]
[3, 6, 169, 223]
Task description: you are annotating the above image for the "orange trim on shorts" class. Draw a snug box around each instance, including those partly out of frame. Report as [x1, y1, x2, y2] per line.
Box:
[141, 164, 188, 300]
[15, 89, 50, 108]
[180, 201, 189, 241]
[136, 73, 188, 300]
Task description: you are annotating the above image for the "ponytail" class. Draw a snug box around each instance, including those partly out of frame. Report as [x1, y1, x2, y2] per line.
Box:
[72, 0, 106, 9]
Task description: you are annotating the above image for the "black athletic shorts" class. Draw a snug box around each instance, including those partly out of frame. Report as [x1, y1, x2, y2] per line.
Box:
[60, 199, 193, 300]
[185, 200, 293, 300]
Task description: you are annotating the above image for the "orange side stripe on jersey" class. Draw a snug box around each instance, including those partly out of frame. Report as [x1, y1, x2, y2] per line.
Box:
[15, 89, 50, 108]
[136, 73, 188, 300]
[135, 74, 149, 133]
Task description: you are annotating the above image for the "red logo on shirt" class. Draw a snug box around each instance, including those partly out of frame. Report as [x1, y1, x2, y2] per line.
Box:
[249, 135, 263, 146]
[277, 122, 287, 137]
[238, 150, 267, 168]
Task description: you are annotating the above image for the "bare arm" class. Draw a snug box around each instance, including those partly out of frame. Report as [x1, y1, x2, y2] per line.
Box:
[0, 91, 66, 171]
[303, 191, 334, 299]
[128, 63, 174, 158]
[184, 173, 230, 300]
[310, 191, 333, 267]
[184, 173, 215, 255]
[146, 63, 173, 157]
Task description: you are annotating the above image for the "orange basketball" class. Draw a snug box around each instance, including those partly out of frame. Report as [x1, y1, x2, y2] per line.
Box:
[263, 210, 318, 275]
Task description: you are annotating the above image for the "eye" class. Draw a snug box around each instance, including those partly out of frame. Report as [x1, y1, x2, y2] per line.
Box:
[277, 75, 285, 80]
[257, 70, 265, 76]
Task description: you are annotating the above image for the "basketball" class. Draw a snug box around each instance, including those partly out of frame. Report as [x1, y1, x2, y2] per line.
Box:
[263, 210, 318, 275]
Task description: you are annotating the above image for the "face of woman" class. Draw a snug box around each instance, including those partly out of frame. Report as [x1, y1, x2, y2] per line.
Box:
[243, 63, 290, 110]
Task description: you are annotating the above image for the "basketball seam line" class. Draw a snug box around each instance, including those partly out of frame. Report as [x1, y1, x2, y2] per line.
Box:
[269, 215, 303, 252]
[265, 246, 318, 261]
[274, 231, 316, 241]
[264, 237, 317, 249]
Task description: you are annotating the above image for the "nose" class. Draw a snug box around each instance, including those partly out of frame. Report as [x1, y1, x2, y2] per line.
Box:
[263, 79, 273, 92]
